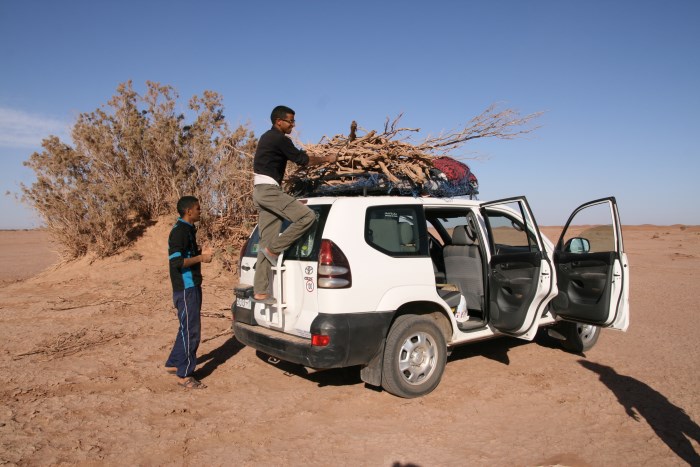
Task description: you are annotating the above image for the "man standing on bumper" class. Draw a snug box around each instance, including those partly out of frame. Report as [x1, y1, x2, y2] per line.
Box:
[166, 196, 213, 389]
[253, 105, 336, 302]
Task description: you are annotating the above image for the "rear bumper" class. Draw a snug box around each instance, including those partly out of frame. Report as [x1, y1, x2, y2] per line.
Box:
[233, 311, 393, 369]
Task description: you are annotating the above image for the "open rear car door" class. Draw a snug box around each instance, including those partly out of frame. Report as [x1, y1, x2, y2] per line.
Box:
[481, 197, 556, 341]
[551, 197, 629, 331]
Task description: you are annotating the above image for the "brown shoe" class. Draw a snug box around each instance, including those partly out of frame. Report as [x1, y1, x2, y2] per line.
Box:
[253, 294, 276, 304]
[178, 376, 206, 389]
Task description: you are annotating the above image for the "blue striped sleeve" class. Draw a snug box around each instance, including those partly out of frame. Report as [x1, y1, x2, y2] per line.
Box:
[169, 252, 182, 260]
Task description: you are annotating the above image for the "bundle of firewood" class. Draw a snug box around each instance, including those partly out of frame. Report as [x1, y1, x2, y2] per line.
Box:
[298, 122, 435, 186]
[286, 106, 541, 197]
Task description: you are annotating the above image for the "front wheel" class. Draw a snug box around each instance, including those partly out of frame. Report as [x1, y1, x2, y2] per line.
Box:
[559, 321, 601, 353]
[381, 315, 447, 398]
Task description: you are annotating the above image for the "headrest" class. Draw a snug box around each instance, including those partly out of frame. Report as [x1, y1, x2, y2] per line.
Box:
[451, 225, 474, 246]
[399, 222, 414, 244]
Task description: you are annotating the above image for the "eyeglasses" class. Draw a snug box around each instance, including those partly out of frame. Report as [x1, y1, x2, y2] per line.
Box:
[279, 119, 296, 125]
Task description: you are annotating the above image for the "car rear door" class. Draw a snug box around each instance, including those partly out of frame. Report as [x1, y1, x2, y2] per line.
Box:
[481, 197, 556, 341]
[237, 204, 331, 334]
[551, 197, 629, 330]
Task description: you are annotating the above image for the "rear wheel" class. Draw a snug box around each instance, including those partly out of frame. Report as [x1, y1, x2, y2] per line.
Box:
[381, 315, 447, 398]
[559, 321, 600, 352]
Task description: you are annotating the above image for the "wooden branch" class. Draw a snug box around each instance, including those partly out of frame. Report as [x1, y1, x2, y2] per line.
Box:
[286, 104, 540, 193]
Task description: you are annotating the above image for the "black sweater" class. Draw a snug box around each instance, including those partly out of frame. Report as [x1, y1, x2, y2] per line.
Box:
[253, 127, 309, 184]
[168, 219, 202, 291]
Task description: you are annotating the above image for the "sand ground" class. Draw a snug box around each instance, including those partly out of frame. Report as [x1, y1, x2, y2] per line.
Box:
[0, 224, 699, 466]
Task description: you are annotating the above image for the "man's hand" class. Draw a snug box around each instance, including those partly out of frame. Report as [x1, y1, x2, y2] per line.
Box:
[200, 246, 214, 263]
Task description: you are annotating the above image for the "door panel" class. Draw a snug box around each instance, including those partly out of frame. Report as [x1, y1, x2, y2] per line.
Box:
[553, 197, 629, 330]
[552, 252, 614, 323]
[489, 252, 541, 332]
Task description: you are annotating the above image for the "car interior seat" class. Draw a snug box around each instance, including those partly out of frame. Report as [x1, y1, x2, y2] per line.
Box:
[398, 222, 417, 253]
[443, 221, 484, 311]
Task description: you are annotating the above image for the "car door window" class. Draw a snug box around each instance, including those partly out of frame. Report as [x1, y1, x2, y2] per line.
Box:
[243, 205, 330, 260]
[559, 202, 616, 253]
[485, 207, 537, 255]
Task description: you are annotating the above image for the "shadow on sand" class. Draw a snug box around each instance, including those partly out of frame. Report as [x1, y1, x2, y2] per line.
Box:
[579, 360, 700, 465]
[447, 335, 531, 366]
[195, 336, 245, 380]
[254, 351, 363, 388]
[250, 334, 549, 391]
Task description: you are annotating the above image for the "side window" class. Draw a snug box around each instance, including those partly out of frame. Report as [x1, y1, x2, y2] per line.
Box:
[243, 228, 260, 258]
[243, 205, 330, 260]
[484, 205, 538, 254]
[489, 213, 530, 247]
[365, 205, 427, 256]
[559, 202, 615, 254]
[285, 206, 330, 260]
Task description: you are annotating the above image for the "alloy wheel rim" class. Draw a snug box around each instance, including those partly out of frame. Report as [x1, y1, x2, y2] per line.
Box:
[577, 324, 597, 343]
[398, 331, 437, 385]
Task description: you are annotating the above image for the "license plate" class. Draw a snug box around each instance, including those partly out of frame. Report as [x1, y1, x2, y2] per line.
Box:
[236, 297, 252, 309]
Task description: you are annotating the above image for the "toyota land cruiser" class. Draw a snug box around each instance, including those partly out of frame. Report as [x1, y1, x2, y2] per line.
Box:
[232, 196, 629, 398]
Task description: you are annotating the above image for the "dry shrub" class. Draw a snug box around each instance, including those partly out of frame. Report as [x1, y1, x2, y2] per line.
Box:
[22, 81, 257, 267]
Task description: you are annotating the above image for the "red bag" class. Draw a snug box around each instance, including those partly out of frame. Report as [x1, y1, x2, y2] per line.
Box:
[432, 157, 478, 189]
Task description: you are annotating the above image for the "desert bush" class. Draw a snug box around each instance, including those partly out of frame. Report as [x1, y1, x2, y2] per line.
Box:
[22, 81, 257, 266]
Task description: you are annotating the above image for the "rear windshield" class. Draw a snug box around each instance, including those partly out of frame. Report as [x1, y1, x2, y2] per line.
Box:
[243, 204, 331, 261]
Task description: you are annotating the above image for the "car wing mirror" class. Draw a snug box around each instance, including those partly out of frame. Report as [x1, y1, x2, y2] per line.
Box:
[563, 237, 590, 253]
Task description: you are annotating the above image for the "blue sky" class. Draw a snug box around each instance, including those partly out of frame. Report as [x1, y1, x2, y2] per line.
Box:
[1, 0, 698, 228]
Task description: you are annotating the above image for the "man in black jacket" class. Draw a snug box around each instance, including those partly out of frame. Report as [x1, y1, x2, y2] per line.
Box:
[165, 196, 212, 389]
[252, 105, 335, 302]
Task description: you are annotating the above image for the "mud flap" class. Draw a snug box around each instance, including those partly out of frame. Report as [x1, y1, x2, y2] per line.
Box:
[360, 338, 386, 387]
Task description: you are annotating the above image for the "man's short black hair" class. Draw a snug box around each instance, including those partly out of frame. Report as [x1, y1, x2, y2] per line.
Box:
[177, 196, 199, 216]
[271, 105, 295, 124]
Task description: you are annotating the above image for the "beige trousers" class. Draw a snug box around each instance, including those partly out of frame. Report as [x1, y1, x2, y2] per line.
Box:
[252, 184, 315, 295]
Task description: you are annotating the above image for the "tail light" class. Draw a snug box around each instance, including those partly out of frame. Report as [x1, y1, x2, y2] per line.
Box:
[311, 334, 330, 346]
[318, 239, 352, 288]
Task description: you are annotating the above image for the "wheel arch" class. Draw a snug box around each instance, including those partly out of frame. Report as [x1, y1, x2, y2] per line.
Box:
[393, 300, 454, 343]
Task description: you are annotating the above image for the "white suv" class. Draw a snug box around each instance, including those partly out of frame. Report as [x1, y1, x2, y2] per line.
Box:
[232, 195, 629, 398]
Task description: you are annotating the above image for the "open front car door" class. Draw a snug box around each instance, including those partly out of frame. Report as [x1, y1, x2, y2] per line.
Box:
[481, 197, 556, 341]
[551, 197, 629, 331]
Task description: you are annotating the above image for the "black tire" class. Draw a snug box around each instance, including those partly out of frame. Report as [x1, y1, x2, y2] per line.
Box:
[381, 314, 447, 398]
[558, 321, 601, 353]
